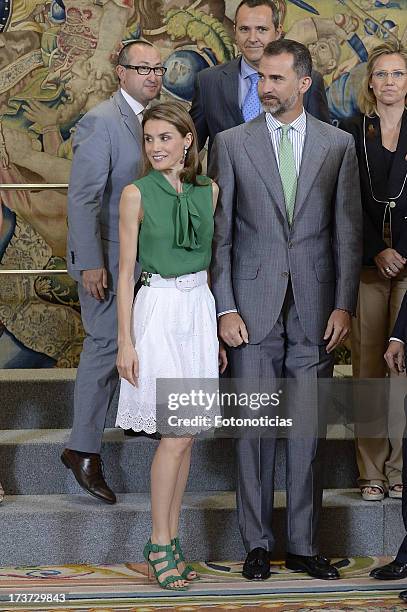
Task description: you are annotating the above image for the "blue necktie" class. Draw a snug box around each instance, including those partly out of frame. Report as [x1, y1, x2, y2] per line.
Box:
[242, 73, 260, 122]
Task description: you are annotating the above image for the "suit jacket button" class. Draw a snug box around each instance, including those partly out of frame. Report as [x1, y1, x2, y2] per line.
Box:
[389, 201, 396, 208]
[282, 272, 289, 278]
[288, 241, 293, 248]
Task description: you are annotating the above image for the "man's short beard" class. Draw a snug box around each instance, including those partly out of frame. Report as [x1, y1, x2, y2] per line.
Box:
[261, 100, 283, 115]
[261, 91, 299, 117]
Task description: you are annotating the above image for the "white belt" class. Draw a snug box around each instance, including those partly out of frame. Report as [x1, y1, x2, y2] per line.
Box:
[140, 270, 207, 291]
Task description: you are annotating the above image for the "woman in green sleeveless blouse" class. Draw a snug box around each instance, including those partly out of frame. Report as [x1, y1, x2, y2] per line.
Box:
[116, 102, 227, 591]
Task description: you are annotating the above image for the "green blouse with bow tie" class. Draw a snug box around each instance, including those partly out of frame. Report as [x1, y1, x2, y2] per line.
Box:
[135, 169, 214, 277]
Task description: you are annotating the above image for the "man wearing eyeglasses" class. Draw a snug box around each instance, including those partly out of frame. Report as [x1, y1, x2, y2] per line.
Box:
[62, 40, 165, 504]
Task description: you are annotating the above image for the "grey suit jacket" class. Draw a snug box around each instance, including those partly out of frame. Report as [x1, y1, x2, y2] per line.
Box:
[190, 56, 330, 157]
[209, 113, 362, 345]
[67, 90, 143, 292]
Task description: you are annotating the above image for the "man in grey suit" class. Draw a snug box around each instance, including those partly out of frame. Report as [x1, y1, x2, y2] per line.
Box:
[61, 41, 164, 504]
[210, 39, 362, 580]
[190, 0, 330, 158]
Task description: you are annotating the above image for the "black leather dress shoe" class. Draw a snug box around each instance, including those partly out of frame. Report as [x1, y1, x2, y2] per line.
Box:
[242, 547, 271, 580]
[285, 554, 340, 580]
[123, 429, 161, 440]
[399, 589, 407, 601]
[61, 448, 116, 504]
[370, 560, 407, 580]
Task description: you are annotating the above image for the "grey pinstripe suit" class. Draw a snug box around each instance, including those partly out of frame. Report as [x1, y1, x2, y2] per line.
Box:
[209, 112, 362, 554]
[67, 90, 142, 453]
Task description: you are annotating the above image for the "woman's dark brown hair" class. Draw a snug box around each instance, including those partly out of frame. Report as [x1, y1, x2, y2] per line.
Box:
[142, 101, 206, 185]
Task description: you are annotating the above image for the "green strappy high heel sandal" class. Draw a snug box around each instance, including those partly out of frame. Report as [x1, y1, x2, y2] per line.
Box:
[143, 539, 188, 591]
[171, 536, 199, 581]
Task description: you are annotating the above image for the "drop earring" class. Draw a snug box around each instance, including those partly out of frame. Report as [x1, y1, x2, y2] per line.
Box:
[183, 146, 188, 163]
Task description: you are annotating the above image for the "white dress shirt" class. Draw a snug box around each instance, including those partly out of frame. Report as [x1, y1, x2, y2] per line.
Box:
[265, 109, 306, 173]
[120, 88, 144, 123]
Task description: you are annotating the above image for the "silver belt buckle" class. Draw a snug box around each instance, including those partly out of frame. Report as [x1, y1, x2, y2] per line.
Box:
[175, 273, 196, 291]
[141, 271, 152, 286]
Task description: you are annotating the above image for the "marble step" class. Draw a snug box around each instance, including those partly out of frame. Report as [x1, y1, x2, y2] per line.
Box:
[0, 489, 400, 566]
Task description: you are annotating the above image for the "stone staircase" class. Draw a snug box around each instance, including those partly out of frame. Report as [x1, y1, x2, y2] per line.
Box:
[0, 368, 404, 565]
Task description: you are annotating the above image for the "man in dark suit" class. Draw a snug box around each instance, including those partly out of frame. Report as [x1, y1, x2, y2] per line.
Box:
[190, 0, 330, 158]
[370, 295, 407, 601]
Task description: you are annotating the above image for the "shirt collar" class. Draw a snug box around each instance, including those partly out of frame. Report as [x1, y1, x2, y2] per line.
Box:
[120, 87, 145, 117]
[240, 55, 258, 79]
[266, 108, 307, 134]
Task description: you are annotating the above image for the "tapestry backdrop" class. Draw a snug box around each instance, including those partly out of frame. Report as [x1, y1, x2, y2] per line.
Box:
[0, 0, 405, 368]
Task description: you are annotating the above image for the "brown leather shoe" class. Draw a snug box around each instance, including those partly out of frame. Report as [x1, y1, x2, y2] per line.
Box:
[61, 448, 116, 504]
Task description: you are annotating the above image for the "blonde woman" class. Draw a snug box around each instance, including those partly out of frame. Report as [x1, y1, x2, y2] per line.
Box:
[341, 41, 407, 501]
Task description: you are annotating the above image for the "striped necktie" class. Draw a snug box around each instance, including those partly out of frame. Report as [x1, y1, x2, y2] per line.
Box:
[279, 124, 297, 225]
[242, 73, 260, 122]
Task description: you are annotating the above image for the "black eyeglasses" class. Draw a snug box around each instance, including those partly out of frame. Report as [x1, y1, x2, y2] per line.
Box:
[120, 64, 167, 76]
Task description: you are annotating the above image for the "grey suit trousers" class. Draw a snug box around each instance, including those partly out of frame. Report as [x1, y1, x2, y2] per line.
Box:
[232, 285, 334, 555]
[68, 284, 119, 453]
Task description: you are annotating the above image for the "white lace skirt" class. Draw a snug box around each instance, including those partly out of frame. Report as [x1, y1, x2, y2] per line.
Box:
[115, 282, 219, 433]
